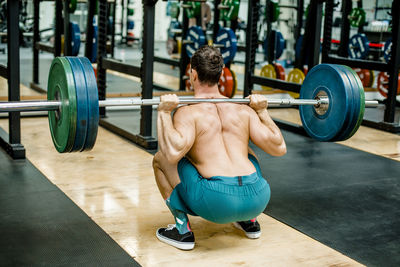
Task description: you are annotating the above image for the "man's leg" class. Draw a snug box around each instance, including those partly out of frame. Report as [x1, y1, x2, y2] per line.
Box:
[153, 152, 194, 250]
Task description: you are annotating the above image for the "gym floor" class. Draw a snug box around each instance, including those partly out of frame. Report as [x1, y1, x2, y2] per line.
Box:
[1, 45, 400, 266]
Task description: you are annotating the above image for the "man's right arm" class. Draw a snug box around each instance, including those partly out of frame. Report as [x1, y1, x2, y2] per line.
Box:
[248, 94, 287, 156]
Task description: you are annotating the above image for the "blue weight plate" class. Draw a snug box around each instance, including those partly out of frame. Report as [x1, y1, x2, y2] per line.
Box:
[66, 57, 88, 152]
[78, 57, 99, 151]
[185, 26, 206, 58]
[332, 65, 360, 141]
[127, 20, 134, 30]
[90, 25, 98, 63]
[383, 38, 392, 63]
[263, 30, 285, 60]
[348, 33, 369, 59]
[344, 66, 365, 139]
[168, 20, 182, 38]
[214, 27, 238, 64]
[299, 64, 351, 141]
[70, 22, 81, 56]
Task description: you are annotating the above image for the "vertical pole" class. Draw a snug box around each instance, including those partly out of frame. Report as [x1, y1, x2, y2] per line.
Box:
[85, 0, 96, 60]
[308, 1, 323, 69]
[33, 0, 39, 84]
[179, 8, 190, 91]
[213, 0, 221, 38]
[243, 0, 259, 97]
[7, 0, 21, 144]
[54, 0, 62, 57]
[321, 0, 334, 62]
[383, 0, 400, 123]
[63, 0, 71, 56]
[338, 0, 352, 57]
[98, 0, 108, 117]
[140, 1, 156, 138]
[295, 0, 304, 41]
[111, 2, 116, 58]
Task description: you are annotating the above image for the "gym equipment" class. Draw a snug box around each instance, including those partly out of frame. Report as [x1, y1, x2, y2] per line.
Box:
[218, 67, 236, 98]
[69, 0, 77, 13]
[167, 20, 182, 55]
[377, 72, 400, 98]
[260, 63, 285, 90]
[0, 59, 379, 152]
[300, 64, 366, 141]
[348, 33, 369, 59]
[383, 38, 392, 63]
[184, 26, 206, 58]
[70, 22, 81, 56]
[214, 27, 238, 64]
[353, 68, 374, 88]
[263, 30, 285, 60]
[169, 2, 180, 19]
[286, 68, 305, 98]
[90, 25, 98, 63]
[348, 7, 366, 27]
[219, 0, 240, 21]
[267, 0, 280, 23]
[182, 1, 201, 18]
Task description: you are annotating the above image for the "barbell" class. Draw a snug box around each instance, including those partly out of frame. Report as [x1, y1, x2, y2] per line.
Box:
[0, 57, 378, 153]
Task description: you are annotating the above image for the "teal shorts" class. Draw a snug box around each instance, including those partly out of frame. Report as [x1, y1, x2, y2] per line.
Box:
[169, 154, 271, 224]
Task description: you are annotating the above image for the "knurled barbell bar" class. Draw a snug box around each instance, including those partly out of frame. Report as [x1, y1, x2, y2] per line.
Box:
[0, 57, 379, 153]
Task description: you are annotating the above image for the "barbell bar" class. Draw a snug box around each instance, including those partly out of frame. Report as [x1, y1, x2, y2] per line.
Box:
[0, 97, 378, 113]
[0, 57, 382, 153]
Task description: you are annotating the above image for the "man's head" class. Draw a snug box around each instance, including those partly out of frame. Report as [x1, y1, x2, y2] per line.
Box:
[190, 45, 224, 87]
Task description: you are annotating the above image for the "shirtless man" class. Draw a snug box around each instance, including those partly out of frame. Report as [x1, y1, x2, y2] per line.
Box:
[153, 46, 286, 250]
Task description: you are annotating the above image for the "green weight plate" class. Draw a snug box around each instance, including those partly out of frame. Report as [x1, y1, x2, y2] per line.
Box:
[47, 57, 77, 153]
[333, 65, 359, 141]
[270, 0, 280, 22]
[348, 7, 366, 28]
[184, 2, 201, 18]
[346, 67, 365, 139]
[66, 57, 88, 152]
[170, 2, 180, 19]
[220, 0, 240, 21]
[128, 8, 134, 16]
[69, 0, 77, 13]
[78, 57, 99, 151]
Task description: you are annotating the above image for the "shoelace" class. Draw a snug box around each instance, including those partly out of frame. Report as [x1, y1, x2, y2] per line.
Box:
[166, 224, 176, 231]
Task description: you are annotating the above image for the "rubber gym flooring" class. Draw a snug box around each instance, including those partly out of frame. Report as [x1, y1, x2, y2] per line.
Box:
[0, 139, 140, 266]
[100, 109, 400, 266]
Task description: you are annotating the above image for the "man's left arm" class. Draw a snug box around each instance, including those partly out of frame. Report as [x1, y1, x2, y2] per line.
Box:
[157, 94, 195, 164]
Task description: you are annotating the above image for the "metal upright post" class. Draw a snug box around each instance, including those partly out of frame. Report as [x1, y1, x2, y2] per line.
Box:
[85, 0, 96, 60]
[308, 0, 323, 69]
[63, 0, 72, 56]
[179, 9, 190, 91]
[295, 0, 304, 41]
[54, 0, 62, 57]
[384, 0, 400, 123]
[32, 0, 39, 85]
[98, 0, 108, 117]
[6, 0, 25, 158]
[139, 0, 157, 147]
[243, 0, 259, 97]
[321, 0, 334, 62]
[338, 0, 352, 57]
[110, 2, 116, 57]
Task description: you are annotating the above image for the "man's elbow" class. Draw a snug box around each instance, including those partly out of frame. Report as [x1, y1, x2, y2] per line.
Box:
[271, 143, 287, 157]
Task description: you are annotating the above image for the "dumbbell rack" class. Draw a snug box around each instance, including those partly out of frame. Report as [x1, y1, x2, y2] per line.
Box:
[322, 0, 400, 133]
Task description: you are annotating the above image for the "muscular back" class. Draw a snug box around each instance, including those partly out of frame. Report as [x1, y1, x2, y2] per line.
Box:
[176, 103, 257, 178]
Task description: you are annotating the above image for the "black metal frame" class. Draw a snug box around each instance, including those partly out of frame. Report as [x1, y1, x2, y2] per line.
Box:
[244, 0, 323, 96]
[0, 0, 25, 159]
[322, 0, 400, 133]
[97, 0, 157, 149]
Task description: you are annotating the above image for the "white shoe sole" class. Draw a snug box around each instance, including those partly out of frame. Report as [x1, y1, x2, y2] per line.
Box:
[156, 230, 195, 250]
[233, 222, 261, 239]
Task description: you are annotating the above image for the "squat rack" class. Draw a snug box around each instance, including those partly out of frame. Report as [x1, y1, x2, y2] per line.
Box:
[322, 0, 400, 133]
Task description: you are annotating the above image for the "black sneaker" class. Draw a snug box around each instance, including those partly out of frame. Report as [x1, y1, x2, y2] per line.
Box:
[233, 220, 261, 239]
[156, 224, 195, 250]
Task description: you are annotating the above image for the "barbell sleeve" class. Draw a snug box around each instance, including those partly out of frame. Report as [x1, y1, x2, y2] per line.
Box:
[0, 98, 379, 113]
